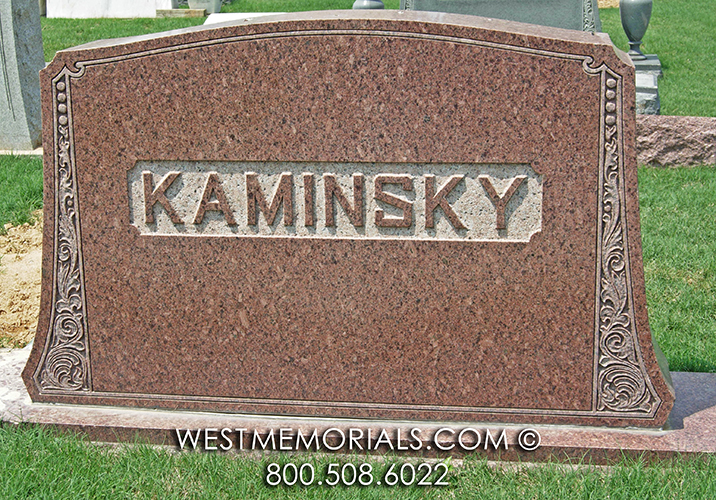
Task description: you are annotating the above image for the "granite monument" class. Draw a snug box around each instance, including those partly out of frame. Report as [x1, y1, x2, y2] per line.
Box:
[23, 10, 673, 428]
[0, 0, 43, 150]
[400, 0, 601, 32]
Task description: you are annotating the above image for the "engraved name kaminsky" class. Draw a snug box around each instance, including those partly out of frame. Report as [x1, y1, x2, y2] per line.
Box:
[129, 161, 542, 241]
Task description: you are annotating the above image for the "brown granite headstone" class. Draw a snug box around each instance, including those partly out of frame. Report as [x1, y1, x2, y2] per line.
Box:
[23, 10, 674, 428]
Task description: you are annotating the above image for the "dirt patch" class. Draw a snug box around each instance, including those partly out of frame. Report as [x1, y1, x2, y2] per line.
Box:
[1, 213, 42, 348]
[598, 0, 619, 8]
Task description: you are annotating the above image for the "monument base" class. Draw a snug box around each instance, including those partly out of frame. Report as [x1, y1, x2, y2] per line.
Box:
[631, 53, 662, 77]
[156, 9, 208, 18]
[3, 346, 714, 463]
[636, 72, 660, 115]
[632, 54, 662, 115]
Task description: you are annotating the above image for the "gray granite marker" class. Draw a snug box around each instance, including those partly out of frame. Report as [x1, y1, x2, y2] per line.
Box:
[401, 0, 601, 32]
[620, 0, 661, 114]
[0, 0, 43, 150]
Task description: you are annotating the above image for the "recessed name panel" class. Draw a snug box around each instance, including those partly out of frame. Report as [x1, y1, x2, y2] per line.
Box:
[129, 161, 542, 241]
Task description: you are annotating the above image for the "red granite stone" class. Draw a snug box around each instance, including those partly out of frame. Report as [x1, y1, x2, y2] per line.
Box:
[22, 10, 673, 427]
[4, 349, 712, 462]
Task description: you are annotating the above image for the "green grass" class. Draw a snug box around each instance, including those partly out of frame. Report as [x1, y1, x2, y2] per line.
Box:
[0, 156, 43, 232]
[639, 166, 716, 372]
[599, 0, 716, 117]
[40, 17, 206, 62]
[1, 423, 716, 499]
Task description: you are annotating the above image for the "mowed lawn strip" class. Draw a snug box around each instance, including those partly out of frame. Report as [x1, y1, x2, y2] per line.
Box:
[0, 155, 43, 231]
[639, 166, 716, 372]
[40, 17, 206, 62]
[2, 423, 716, 499]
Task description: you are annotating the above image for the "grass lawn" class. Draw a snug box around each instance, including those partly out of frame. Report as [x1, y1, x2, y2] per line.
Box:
[2, 423, 716, 499]
[40, 17, 206, 62]
[600, 0, 716, 117]
[0, 156, 43, 230]
[639, 167, 716, 372]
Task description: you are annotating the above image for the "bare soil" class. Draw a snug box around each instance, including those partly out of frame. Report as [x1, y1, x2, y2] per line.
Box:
[598, 0, 619, 8]
[0, 213, 42, 348]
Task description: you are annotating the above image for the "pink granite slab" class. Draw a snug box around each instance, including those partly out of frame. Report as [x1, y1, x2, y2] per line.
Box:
[23, 10, 673, 427]
[4, 348, 712, 462]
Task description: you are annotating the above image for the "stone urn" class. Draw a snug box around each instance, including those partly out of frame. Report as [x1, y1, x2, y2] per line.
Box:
[352, 0, 385, 8]
[620, 0, 653, 59]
